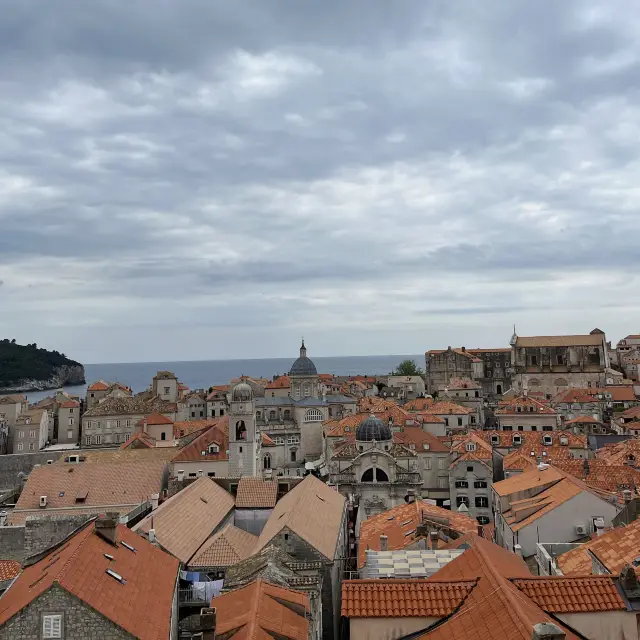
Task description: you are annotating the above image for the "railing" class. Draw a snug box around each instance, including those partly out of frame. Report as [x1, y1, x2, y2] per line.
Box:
[395, 473, 422, 484]
[330, 473, 356, 483]
[178, 587, 208, 605]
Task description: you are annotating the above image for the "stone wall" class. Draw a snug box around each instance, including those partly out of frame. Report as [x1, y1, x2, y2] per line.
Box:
[0, 526, 25, 562]
[0, 583, 131, 639]
[24, 515, 92, 561]
[0, 451, 65, 491]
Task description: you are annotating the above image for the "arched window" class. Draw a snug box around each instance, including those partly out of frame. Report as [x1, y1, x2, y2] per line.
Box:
[235, 420, 246, 440]
[529, 379, 541, 387]
[496, 384, 503, 395]
[263, 454, 271, 470]
[376, 468, 389, 482]
[283, 409, 291, 420]
[360, 468, 389, 482]
[304, 409, 323, 422]
[269, 410, 277, 420]
[554, 378, 568, 387]
[361, 468, 374, 482]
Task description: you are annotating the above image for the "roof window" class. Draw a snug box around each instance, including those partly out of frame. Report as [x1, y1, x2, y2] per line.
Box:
[120, 541, 136, 553]
[106, 568, 126, 584]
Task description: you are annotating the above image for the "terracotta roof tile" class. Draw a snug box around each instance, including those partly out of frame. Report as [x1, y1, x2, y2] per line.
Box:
[120, 432, 157, 449]
[0, 560, 20, 581]
[59, 400, 80, 409]
[448, 378, 481, 389]
[265, 376, 290, 390]
[495, 395, 557, 415]
[564, 415, 600, 424]
[83, 395, 176, 417]
[393, 427, 450, 452]
[236, 477, 278, 508]
[11, 459, 166, 518]
[189, 524, 257, 568]
[404, 398, 434, 412]
[358, 500, 478, 568]
[341, 579, 476, 618]
[597, 439, 640, 466]
[255, 475, 345, 561]
[557, 519, 640, 576]
[423, 401, 472, 416]
[142, 412, 174, 426]
[553, 459, 640, 498]
[213, 578, 309, 640]
[173, 418, 221, 438]
[172, 419, 229, 462]
[511, 576, 626, 612]
[0, 521, 179, 640]
[134, 477, 235, 563]
[515, 334, 604, 347]
[87, 380, 110, 391]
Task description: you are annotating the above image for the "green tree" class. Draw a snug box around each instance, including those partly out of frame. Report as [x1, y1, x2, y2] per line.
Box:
[391, 359, 423, 376]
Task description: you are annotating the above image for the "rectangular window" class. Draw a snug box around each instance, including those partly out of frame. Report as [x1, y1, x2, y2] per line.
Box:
[444, 418, 449, 426]
[18, 431, 24, 439]
[502, 425, 512, 431]
[164, 386, 170, 394]
[424, 458, 432, 470]
[17, 443, 23, 451]
[287, 435, 300, 445]
[29, 430, 36, 438]
[67, 430, 73, 439]
[438, 477, 448, 489]
[116, 420, 121, 428]
[457, 418, 463, 426]
[437, 458, 446, 470]
[543, 426, 553, 431]
[531, 355, 538, 366]
[475, 497, 489, 508]
[43, 614, 62, 638]
[29, 442, 35, 451]
[94, 435, 101, 445]
[531, 426, 537, 431]
[290, 450, 297, 462]
[456, 496, 470, 507]
[124, 432, 131, 441]
[455, 480, 468, 488]
[68, 418, 74, 426]
[85, 436, 91, 446]
[474, 480, 488, 489]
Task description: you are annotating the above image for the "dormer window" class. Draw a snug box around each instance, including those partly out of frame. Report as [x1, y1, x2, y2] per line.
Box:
[517, 407, 522, 413]
[543, 435, 553, 446]
[491, 435, 499, 445]
[513, 435, 522, 445]
[208, 444, 219, 454]
[465, 443, 476, 452]
[423, 443, 430, 450]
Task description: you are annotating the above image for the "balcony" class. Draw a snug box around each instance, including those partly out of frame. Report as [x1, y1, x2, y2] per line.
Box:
[178, 587, 209, 606]
[394, 472, 422, 484]
[329, 473, 356, 484]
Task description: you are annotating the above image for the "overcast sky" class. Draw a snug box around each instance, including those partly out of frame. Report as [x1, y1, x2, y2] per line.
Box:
[1, 1, 639, 364]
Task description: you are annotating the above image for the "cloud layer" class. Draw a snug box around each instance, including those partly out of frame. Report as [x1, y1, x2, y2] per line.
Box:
[1, 0, 639, 362]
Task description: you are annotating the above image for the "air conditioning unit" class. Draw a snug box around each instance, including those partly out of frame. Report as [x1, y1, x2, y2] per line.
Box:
[39, 496, 47, 508]
[575, 524, 587, 536]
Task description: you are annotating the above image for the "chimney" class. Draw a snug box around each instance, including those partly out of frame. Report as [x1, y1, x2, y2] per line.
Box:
[95, 513, 119, 545]
[148, 528, 156, 543]
[623, 489, 633, 504]
[379, 535, 388, 552]
[620, 565, 640, 596]
[429, 531, 439, 550]
[532, 622, 565, 640]
[198, 607, 217, 640]
[514, 544, 523, 558]
[177, 470, 185, 482]
[151, 493, 159, 510]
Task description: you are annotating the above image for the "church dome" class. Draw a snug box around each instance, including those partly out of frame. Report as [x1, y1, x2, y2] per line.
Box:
[289, 340, 317, 377]
[232, 382, 253, 402]
[356, 415, 392, 442]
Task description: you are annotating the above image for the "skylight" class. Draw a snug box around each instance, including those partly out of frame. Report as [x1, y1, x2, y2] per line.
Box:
[120, 541, 136, 553]
[106, 568, 126, 584]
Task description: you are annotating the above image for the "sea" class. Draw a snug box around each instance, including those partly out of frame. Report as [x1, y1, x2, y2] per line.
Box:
[11, 354, 425, 404]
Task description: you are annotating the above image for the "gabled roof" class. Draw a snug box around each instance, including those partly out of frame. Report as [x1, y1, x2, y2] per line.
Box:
[394, 427, 450, 452]
[0, 520, 179, 640]
[493, 465, 565, 497]
[143, 412, 174, 426]
[134, 477, 235, 563]
[448, 377, 481, 390]
[265, 375, 290, 389]
[358, 500, 478, 568]
[495, 395, 556, 415]
[0, 394, 26, 404]
[511, 576, 626, 612]
[212, 578, 309, 640]
[515, 334, 604, 347]
[597, 438, 640, 465]
[173, 418, 220, 438]
[423, 401, 472, 416]
[11, 459, 166, 517]
[189, 523, 257, 568]
[59, 400, 80, 409]
[120, 432, 157, 449]
[171, 418, 229, 462]
[87, 380, 110, 391]
[553, 459, 640, 498]
[557, 519, 640, 576]
[83, 395, 176, 417]
[414, 536, 581, 640]
[236, 477, 278, 508]
[255, 475, 345, 561]
[341, 579, 476, 618]
[404, 398, 434, 412]
[564, 415, 600, 424]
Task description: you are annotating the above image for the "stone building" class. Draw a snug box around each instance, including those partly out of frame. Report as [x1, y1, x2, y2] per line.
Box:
[425, 346, 512, 401]
[252, 342, 356, 475]
[495, 394, 559, 432]
[229, 382, 260, 477]
[0, 516, 179, 640]
[11, 409, 49, 453]
[511, 329, 611, 398]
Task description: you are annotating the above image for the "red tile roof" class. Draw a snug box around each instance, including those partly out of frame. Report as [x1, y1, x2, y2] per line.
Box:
[120, 432, 157, 449]
[358, 500, 478, 568]
[341, 580, 476, 618]
[0, 560, 20, 582]
[212, 578, 309, 639]
[394, 427, 450, 452]
[423, 401, 472, 416]
[87, 380, 110, 391]
[415, 536, 581, 640]
[0, 521, 179, 640]
[564, 415, 600, 424]
[189, 524, 257, 568]
[265, 375, 290, 389]
[173, 418, 220, 438]
[511, 576, 626, 612]
[404, 398, 434, 412]
[143, 412, 174, 425]
[172, 419, 229, 462]
[235, 477, 278, 508]
[495, 395, 557, 415]
[59, 400, 80, 409]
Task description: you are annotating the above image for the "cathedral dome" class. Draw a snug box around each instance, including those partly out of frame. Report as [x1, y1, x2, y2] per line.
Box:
[289, 340, 317, 377]
[356, 415, 392, 442]
[232, 382, 253, 402]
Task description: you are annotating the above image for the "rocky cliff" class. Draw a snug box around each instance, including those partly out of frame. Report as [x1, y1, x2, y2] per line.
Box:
[0, 364, 86, 393]
[0, 340, 86, 393]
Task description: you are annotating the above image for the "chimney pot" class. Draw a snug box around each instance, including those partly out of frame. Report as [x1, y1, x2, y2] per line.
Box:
[95, 512, 119, 545]
[429, 531, 439, 550]
[379, 534, 388, 552]
[514, 544, 523, 557]
[151, 493, 160, 510]
[532, 622, 565, 640]
[148, 528, 156, 543]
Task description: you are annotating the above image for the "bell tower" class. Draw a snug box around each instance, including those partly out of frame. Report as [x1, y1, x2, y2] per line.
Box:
[229, 382, 258, 476]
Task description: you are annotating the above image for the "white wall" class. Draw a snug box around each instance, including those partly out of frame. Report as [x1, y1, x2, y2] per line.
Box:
[513, 491, 618, 557]
[557, 611, 637, 640]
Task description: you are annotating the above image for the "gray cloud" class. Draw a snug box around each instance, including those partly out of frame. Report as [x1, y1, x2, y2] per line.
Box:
[1, 0, 639, 362]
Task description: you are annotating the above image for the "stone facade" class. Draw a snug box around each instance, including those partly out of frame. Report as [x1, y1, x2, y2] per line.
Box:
[0, 584, 132, 639]
[229, 384, 259, 476]
[449, 458, 492, 524]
